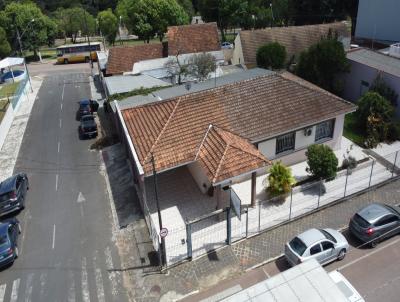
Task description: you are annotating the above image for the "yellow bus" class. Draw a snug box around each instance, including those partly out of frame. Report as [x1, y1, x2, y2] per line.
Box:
[56, 42, 102, 64]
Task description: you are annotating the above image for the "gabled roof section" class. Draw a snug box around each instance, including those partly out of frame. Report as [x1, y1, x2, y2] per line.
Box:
[106, 43, 164, 75]
[196, 125, 271, 184]
[121, 71, 356, 177]
[239, 22, 349, 66]
[167, 22, 220, 55]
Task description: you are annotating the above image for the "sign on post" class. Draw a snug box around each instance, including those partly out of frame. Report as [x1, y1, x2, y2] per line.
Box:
[160, 227, 168, 238]
[230, 189, 241, 221]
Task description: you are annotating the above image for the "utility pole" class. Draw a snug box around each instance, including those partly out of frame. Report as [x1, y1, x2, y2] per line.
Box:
[151, 153, 166, 268]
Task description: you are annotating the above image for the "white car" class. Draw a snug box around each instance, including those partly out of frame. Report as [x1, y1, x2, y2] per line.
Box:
[285, 228, 349, 266]
[221, 42, 233, 49]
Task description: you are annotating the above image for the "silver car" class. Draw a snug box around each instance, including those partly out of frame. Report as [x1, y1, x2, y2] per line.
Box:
[285, 228, 349, 266]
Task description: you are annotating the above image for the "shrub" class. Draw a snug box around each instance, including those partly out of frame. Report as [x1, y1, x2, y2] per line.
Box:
[256, 42, 287, 70]
[306, 145, 338, 180]
[342, 156, 357, 170]
[266, 161, 296, 198]
[387, 122, 400, 142]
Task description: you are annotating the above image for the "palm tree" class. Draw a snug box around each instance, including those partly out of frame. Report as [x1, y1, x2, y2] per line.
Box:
[266, 161, 296, 201]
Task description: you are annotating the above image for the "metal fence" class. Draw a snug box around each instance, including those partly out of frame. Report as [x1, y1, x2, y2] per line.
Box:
[179, 150, 400, 266]
[9, 76, 29, 109]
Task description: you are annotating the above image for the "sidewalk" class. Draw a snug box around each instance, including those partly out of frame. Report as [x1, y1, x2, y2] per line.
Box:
[0, 77, 42, 181]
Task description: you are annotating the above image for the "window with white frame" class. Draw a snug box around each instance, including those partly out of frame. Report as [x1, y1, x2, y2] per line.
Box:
[315, 119, 334, 141]
[276, 132, 295, 154]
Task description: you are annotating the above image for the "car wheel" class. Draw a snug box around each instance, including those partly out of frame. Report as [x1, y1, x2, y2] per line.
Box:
[14, 246, 19, 259]
[64, 59, 69, 64]
[337, 249, 346, 261]
[370, 240, 378, 248]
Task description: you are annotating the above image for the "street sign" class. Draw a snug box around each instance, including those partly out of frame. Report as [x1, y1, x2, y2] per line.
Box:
[160, 227, 168, 238]
[230, 189, 241, 221]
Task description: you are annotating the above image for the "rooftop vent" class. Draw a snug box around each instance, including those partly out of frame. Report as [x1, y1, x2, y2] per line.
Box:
[389, 43, 400, 58]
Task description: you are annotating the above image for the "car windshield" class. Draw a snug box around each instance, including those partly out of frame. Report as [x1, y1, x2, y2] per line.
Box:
[320, 229, 337, 243]
[82, 116, 94, 122]
[289, 237, 307, 256]
[353, 213, 370, 227]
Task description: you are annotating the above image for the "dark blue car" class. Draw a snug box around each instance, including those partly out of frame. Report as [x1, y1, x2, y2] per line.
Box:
[0, 218, 20, 268]
[78, 99, 99, 118]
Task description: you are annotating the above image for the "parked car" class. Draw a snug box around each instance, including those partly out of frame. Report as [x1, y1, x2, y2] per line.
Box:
[285, 228, 349, 266]
[349, 203, 400, 248]
[221, 42, 233, 49]
[78, 99, 99, 117]
[0, 173, 29, 217]
[0, 218, 20, 268]
[79, 115, 98, 138]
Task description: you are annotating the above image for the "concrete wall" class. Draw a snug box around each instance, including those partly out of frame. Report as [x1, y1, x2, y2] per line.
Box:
[342, 60, 400, 116]
[187, 161, 211, 194]
[0, 103, 14, 151]
[257, 115, 344, 166]
[355, 0, 400, 43]
[231, 34, 244, 66]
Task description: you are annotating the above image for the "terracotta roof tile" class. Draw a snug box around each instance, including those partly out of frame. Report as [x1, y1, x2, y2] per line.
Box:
[121, 72, 356, 179]
[167, 23, 220, 55]
[196, 125, 270, 184]
[239, 22, 350, 66]
[106, 43, 164, 75]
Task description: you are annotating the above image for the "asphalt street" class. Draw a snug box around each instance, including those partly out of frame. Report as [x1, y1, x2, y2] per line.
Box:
[0, 65, 129, 301]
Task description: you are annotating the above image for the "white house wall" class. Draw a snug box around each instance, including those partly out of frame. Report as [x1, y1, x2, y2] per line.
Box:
[187, 161, 211, 194]
[257, 115, 345, 166]
[231, 34, 244, 65]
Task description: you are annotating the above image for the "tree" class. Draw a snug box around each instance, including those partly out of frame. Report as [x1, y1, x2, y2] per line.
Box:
[116, 0, 189, 43]
[370, 73, 398, 108]
[177, 0, 194, 18]
[164, 55, 190, 85]
[256, 42, 286, 70]
[296, 37, 349, 94]
[306, 144, 338, 180]
[356, 92, 394, 148]
[0, 27, 11, 58]
[188, 53, 216, 81]
[0, 2, 57, 58]
[55, 7, 95, 43]
[97, 9, 118, 45]
[266, 161, 296, 199]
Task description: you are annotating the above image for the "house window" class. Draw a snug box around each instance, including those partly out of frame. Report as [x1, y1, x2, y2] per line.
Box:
[276, 132, 295, 154]
[315, 119, 334, 141]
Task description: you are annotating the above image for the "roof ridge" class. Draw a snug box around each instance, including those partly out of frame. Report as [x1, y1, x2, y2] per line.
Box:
[143, 99, 181, 164]
[212, 143, 229, 184]
[194, 124, 214, 160]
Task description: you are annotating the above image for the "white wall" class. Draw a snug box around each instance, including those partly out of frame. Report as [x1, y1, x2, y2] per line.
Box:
[187, 161, 211, 193]
[231, 34, 244, 65]
[0, 103, 15, 151]
[257, 115, 345, 166]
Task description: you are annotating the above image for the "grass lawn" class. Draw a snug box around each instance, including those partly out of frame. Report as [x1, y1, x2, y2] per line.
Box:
[343, 113, 366, 147]
[0, 99, 10, 123]
[0, 82, 20, 99]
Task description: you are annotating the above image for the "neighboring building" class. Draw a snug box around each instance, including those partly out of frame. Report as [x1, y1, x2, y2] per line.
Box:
[115, 68, 355, 211]
[191, 16, 204, 24]
[355, 0, 400, 45]
[232, 22, 350, 68]
[342, 47, 400, 116]
[105, 22, 220, 76]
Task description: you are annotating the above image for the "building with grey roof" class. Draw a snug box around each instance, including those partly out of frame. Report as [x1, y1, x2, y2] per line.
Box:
[342, 47, 400, 116]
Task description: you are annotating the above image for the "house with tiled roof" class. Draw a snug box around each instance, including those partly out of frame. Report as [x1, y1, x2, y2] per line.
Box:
[232, 22, 350, 68]
[105, 22, 221, 76]
[116, 69, 356, 214]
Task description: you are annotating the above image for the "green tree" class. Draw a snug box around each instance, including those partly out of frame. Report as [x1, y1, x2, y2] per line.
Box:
[266, 161, 296, 199]
[256, 42, 286, 70]
[177, 0, 194, 18]
[188, 53, 217, 81]
[370, 73, 398, 108]
[116, 0, 189, 43]
[306, 144, 338, 180]
[97, 9, 118, 45]
[356, 92, 394, 148]
[296, 38, 349, 94]
[0, 27, 11, 58]
[0, 2, 57, 58]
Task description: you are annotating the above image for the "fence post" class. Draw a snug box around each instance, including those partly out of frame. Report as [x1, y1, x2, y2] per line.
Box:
[186, 221, 192, 260]
[392, 151, 398, 177]
[288, 187, 293, 220]
[344, 168, 349, 197]
[369, 160, 375, 188]
[258, 201, 261, 232]
[226, 207, 232, 245]
[245, 207, 249, 238]
[317, 178, 322, 208]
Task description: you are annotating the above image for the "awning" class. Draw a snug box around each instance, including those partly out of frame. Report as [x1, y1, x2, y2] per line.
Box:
[0, 57, 25, 69]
